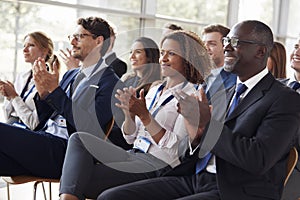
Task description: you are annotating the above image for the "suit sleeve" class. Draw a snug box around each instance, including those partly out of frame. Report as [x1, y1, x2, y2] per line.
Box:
[44, 69, 123, 138]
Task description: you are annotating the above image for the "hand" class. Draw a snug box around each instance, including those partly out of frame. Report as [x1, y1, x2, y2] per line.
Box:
[175, 88, 211, 142]
[128, 89, 151, 124]
[0, 80, 18, 100]
[115, 86, 136, 117]
[59, 48, 80, 70]
[33, 57, 60, 98]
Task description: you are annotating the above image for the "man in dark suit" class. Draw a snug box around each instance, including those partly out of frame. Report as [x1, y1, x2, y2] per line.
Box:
[98, 20, 300, 200]
[0, 16, 126, 179]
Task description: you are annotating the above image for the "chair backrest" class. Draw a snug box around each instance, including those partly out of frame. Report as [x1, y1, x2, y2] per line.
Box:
[284, 147, 298, 186]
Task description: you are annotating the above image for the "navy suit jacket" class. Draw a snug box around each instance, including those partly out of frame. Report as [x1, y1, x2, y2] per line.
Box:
[164, 73, 300, 200]
[34, 64, 124, 139]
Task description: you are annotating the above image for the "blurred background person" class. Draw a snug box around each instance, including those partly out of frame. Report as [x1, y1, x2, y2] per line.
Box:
[104, 26, 127, 78]
[0, 31, 59, 130]
[267, 41, 287, 78]
[121, 37, 161, 96]
[200, 24, 235, 98]
[201, 24, 231, 90]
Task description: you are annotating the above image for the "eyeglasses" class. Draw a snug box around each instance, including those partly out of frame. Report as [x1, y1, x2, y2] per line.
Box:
[222, 37, 265, 48]
[67, 33, 96, 41]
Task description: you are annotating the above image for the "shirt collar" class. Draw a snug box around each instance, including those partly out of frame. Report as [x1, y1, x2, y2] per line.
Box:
[79, 58, 108, 78]
[236, 67, 269, 97]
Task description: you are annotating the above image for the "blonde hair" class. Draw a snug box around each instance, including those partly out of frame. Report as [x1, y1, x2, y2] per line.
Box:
[25, 31, 60, 70]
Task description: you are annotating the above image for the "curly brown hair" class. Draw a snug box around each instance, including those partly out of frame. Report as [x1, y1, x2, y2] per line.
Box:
[160, 30, 212, 84]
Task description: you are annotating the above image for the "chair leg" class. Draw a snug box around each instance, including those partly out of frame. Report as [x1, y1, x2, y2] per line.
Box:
[33, 181, 47, 200]
[49, 182, 52, 200]
[33, 181, 38, 200]
[41, 182, 47, 200]
[6, 183, 10, 200]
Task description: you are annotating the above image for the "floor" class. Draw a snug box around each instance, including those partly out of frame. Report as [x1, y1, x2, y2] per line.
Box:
[0, 179, 60, 200]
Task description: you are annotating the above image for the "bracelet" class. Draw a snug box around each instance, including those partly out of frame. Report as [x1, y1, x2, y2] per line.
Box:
[145, 116, 162, 136]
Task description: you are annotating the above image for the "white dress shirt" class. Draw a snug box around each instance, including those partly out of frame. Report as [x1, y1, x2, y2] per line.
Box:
[3, 69, 39, 130]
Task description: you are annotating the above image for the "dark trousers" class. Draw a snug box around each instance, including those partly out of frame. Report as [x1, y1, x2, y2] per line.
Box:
[59, 132, 171, 200]
[98, 171, 219, 200]
[0, 122, 67, 179]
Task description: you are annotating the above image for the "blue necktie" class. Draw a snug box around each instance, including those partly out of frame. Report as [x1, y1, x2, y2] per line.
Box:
[289, 81, 300, 91]
[227, 83, 248, 116]
[195, 152, 212, 174]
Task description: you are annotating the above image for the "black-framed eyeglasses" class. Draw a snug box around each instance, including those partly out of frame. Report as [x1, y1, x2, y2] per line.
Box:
[67, 33, 96, 41]
[222, 37, 265, 48]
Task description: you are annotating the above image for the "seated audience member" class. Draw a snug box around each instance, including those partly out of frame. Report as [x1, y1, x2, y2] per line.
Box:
[58, 30, 212, 200]
[202, 24, 230, 69]
[0, 16, 122, 179]
[121, 37, 161, 96]
[201, 24, 236, 96]
[162, 22, 183, 36]
[267, 41, 287, 78]
[104, 26, 127, 78]
[97, 20, 300, 200]
[281, 37, 300, 200]
[0, 31, 59, 130]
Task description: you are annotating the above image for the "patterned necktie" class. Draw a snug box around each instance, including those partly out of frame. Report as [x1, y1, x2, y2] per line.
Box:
[227, 83, 248, 116]
[289, 81, 300, 91]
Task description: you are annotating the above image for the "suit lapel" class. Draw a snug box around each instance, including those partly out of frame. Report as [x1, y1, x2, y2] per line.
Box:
[71, 67, 107, 101]
[226, 73, 274, 121]
[60, 68, 80, 91]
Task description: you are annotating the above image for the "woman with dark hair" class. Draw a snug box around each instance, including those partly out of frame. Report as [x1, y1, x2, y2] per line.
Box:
[0, 31, 59, 130]
[59, 30, 212, 200]
[121, 37, 162, 96]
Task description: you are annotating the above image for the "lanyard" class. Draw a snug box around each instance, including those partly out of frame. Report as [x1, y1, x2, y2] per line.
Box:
[148, 81, 187, 117]
[20, 71, 32, 98]
[22, 85, 35, 101]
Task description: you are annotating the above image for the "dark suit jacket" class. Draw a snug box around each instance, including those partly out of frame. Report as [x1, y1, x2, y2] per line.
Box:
[34, 63, 125, 140]
[165, 73, 300, 200]
[106, 52, 127, 78]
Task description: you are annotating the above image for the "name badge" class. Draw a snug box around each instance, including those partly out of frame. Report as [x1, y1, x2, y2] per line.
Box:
[133, 136, 151, 153]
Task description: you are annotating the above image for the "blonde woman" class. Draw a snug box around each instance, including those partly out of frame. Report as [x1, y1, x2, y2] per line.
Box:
[0, 31, 59, 130]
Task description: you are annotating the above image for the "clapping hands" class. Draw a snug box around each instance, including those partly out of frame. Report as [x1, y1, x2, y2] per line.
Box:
[174, 88, 211, 142]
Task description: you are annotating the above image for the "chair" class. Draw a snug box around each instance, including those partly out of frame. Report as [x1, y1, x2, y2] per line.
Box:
[284, 147, 298, 186]
[2, 117, 115, 200]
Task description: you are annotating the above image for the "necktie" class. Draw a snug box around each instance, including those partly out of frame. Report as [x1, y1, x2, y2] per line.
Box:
[289, 81, 300, 91]
[195, 152, 212, 174]
[227, 83, 248, 116]
[70, 71, 86, 97]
